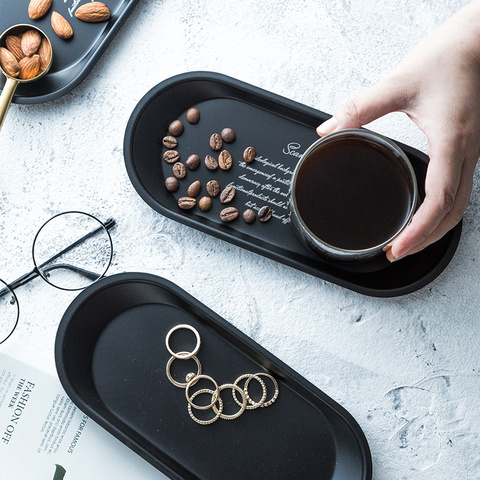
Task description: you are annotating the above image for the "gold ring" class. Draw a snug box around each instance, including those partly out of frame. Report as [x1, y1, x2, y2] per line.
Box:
[187, 389, 223, 425]
[233, 374, 267, 410]
[186, 374, 219, 410]
[166, 352, 202, 388]
[246, 373, 279, 407]
[165, 324, 201, 360]
[212, 384, 247, 420]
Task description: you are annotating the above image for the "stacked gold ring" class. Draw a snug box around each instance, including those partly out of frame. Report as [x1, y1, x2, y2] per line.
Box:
[165, 324, 279, 425]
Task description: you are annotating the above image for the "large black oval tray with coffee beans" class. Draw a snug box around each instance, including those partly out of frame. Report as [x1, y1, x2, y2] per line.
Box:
[123, 71, 462, 297]
[55, 272, 372, 480]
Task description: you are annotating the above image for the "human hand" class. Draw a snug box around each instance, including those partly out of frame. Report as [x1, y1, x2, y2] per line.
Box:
[317, 1, 480, 261]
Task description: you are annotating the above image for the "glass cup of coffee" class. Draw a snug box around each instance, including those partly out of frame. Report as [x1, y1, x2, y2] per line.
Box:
[290, 129, 418, 262]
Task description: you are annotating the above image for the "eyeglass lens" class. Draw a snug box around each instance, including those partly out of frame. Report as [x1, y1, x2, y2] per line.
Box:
[32, 212, 113, 291]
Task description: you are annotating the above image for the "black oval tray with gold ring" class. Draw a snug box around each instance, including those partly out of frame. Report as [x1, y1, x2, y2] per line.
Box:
[123, 71, 462, 297]
[0, 0, 140, 103]
[55, 272, 373, 479]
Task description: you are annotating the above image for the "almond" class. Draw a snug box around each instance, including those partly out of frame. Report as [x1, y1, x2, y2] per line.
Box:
[18, 55, 41, 80]
[21, 29, 42, 56]
[75, 2, 110, 22]
[38, 38, 52, 71]
[51, 11, 73, 39]
[0, 47, 20, 78]
[5, 36, 24, 62]
[28, 0, 52, 19]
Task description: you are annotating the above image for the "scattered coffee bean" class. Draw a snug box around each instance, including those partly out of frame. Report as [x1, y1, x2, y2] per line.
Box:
[243, 146, 256, 163]
[186, 154, 200, 170]
[172, 162, 186, 179]
[220, 185, 236, 203]
[165, 176, 179, 192]
[178, 197, 196, 210]
[221, 128, 236, 143]
[168, 120, 184, 136]
[243, 209, 256, 224]
[163, 150, 180, 164]
[187, 180, 202, 197]
[198, 196, 212, 212]
[220, 207, 239, 222]
[162, 135, 178, 149]
[258, 205, 272, 222]
[186, 107, 200, 124]
[205, 154, 219, 171]
[209, 133, 223, 151]
[218, 150, 233, 170]
[206, 180, 220, 197]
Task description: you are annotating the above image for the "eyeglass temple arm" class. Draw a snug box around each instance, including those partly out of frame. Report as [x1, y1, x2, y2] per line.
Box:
[5, 218, 115, 291]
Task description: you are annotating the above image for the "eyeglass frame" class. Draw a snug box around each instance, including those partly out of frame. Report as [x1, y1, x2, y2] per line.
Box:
[0, 211, 115, 345]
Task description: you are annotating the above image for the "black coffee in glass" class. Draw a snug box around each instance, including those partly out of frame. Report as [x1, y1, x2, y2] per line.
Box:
[294, 136, 413, 251]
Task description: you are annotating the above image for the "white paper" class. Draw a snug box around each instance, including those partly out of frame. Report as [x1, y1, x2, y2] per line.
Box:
[0, 344, 166, 480]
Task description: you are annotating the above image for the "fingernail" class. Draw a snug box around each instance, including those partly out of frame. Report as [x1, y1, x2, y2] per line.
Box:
[387, 245, 411, 263]
[316, 116, 338, 136]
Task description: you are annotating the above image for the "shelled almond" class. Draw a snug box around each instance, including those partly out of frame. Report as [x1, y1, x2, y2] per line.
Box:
[28, 0, 53, 20]
[0, 29, 51, 79]
[51, 11, 73, 39]
[75, 2, 111, 22]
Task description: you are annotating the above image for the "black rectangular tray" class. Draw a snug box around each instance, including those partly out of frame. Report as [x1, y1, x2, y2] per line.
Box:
[123, 71, 462, 297]
[0, 0, 140, 103]
[55, 272, 372, 480]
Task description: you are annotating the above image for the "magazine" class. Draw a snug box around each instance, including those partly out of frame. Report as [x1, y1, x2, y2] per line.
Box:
[0, 343, 165, 479]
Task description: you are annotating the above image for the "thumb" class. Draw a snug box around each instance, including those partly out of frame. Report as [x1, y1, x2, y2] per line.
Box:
[317, 78, 408, 136]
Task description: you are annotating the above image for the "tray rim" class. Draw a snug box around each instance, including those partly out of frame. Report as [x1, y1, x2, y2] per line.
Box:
[123, 71, 462, 297]
[55, 272, 373, 480]
[0, 0, 140, 104]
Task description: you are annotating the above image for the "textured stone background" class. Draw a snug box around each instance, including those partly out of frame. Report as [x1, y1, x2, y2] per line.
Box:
[1, 1, 479, 479]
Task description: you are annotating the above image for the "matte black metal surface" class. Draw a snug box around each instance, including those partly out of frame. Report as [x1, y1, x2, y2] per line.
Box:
[0, 0, 140, 103]
[123, 72, 462, 297]
[55, 273, 372, 480]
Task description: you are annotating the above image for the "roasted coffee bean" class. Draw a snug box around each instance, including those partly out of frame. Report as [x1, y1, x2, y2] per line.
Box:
[243, 146, 256, 163]
[206, 180, 220, 197]
[165, 176, 179, 192]
[258, 205, 273, 222]
[243, 209, 256, 224]
[205, 155, 219, 171]
[163, 150, 180, 163]
[168, 120, 184, 136]
[220, 207, 239, 222]
[186, 154, 200, 170]
[198, 196, 212, 212]
[172, 162, 186, 179]
[178, 197, 196, 210]
[220, 185, 236, 204]
[186, 107, 200, 124]
[187, 180, 201, 197]
[221, 128, 236, 143]
[209, 133, 222, 151]
[162, 135, 178, 149]
[218, 150, 233, 170]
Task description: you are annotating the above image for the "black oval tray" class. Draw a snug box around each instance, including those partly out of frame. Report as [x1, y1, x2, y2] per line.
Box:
[55, 272, 372, 480]
[123, 71, 462, 297]
[0, 0, 140, 104]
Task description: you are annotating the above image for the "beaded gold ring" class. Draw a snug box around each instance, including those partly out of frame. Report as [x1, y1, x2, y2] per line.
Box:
[187, 389, 224, 425]
[212, 383, 247, 420]
[185, 374, 219, 410]
[165, 324, 201, 360]
[246, 373, 279, 407]
[233, 373, 267, 410]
